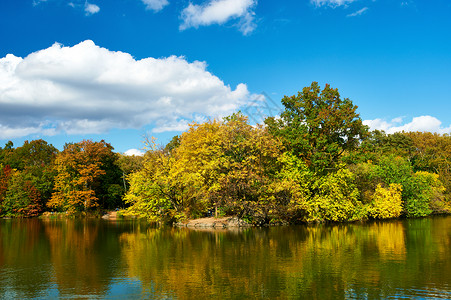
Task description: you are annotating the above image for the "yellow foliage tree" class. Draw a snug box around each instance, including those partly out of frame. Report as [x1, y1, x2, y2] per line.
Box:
[307, 167, 362, 222]
[124, 114, 291, 224]
[368, 183, 403, 219]
[413, 171, 449, 213]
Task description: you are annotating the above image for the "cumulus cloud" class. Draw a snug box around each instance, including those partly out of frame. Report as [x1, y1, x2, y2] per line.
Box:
[0, 40, 250, 139]
[141, 0, 169, 12]
[180, 0, 257, 35]
[347, 7, 368, 17]
[84, 2, 100, 15]
[364, 116, 451, 134]
[311, 0, 356, 8]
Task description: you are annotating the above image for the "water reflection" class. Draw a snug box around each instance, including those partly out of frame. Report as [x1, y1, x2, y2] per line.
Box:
[0, 217, 451, 299]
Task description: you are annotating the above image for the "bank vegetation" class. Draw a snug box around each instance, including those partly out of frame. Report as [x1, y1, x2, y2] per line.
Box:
[1, 82, 450, 224]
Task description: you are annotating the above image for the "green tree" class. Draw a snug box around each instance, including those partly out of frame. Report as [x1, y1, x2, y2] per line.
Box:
[96, 151, 124, 209]
[406, 132, 451, 202]
[265, 82, 368, 173]
[0, 141, 14, 163]
[0, 140, 58, 204]
[1, 139, 58, 170]
[164, 135, 181, 154]
[2, 170, 43, 217]
[343, 130, 415, 164]
[352, 155, 447, 217]
[116, 153, 145, 192]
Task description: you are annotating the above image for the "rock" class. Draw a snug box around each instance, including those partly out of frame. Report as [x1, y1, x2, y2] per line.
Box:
[226, 216, 251, 227]
[174, 216, 251, 229]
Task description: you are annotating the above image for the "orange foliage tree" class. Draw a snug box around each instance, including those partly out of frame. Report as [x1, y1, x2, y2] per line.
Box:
[0, 165, 13, 215]
[48, 140, 116, 213]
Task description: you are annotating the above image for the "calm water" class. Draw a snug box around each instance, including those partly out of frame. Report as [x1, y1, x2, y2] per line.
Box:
[1, 217, 451, 299]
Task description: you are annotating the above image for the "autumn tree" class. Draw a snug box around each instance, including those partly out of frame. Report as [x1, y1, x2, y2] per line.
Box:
[48, 140, 122, 213]
[125, 114, 306, 224]
[0, 164, 13, 216]
[265, 82, 368, 173]
[123, 133, 198, 223]
[405, 132, 451, 202]
[306, 167, 362, 222]
[209, 114, 288, 223]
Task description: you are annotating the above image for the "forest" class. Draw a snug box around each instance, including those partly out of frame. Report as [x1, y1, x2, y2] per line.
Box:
[1, 82, 450, 224]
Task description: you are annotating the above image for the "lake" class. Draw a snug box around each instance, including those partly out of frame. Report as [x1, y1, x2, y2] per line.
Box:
[1, 216, 451, 299]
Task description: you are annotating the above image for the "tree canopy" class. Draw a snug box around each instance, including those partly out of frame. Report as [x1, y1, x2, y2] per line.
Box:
[265, 82, 369, 173]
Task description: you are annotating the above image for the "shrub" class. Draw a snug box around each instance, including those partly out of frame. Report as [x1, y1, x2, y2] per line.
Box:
[368, 184, 403, 219]
[306, 167, 363, 222]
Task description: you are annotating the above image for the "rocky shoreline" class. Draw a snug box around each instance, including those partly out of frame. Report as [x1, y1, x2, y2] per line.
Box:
[174, 216, 251, 228]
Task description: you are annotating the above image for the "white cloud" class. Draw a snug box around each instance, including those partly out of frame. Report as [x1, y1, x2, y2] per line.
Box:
[311, 0, 356, 8]
[151, 119, 191, 133]
[0, 124, 41, 140]
[36, 0, 100, 15]
[151, 115, 208, 133]
[84, 2, 100, 15]
[347, 7, 368, 17]
[391, 117, 403, 124]
[141, 0, 169, 12]
[33, 0, 48, 6]
[0, 40, 250, 139]
[180, 0, 257, 35]
[124, 149, 145, 156]
[364, 116, 451, 134]
[401, 1, 414, 7]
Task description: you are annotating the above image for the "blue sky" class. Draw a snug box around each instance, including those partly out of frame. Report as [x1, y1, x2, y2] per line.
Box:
[1, 0, 450, 155]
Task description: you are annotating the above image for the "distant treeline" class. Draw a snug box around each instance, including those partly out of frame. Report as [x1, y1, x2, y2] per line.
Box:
[1, 82, 450, 223]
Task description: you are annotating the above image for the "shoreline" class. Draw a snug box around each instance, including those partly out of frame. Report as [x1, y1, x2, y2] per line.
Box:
[174, 216, 252, 228]
[3, 211, 450, 229]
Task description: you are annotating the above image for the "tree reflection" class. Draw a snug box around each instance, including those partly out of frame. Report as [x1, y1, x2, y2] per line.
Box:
[1, 217, 451, 299]
[0, 219, 52, 299]
[118, 217, 451, 299]
[42, 218, 130, 297]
